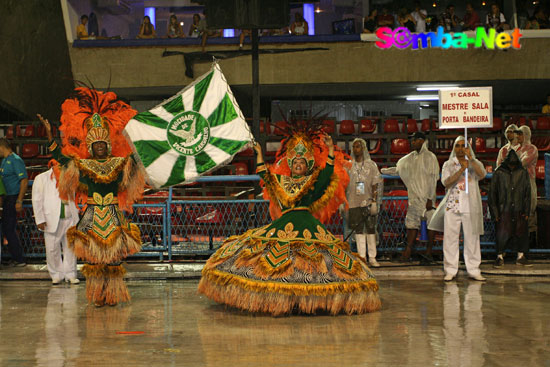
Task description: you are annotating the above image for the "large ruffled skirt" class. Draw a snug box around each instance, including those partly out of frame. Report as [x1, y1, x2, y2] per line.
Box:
[199, 209, 381, 316]
[67, 204, 141, 305]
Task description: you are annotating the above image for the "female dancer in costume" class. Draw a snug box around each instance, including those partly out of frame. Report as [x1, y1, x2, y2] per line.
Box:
[38, 88, 145, 307]
[199, 124, 381, 315]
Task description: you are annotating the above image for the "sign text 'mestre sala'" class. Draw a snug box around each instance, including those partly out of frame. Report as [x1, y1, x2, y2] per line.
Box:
[375, 26, 522, 50]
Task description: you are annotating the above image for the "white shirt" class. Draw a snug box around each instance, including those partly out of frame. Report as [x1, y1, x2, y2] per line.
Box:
[412, 10, 427, 32]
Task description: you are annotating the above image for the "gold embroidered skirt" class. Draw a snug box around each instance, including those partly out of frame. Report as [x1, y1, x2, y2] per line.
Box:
[198, 210, 381, 316]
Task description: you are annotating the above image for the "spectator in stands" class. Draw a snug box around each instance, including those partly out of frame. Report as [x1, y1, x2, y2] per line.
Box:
[166, 14, 184, 38]
[377, 7, 395, 29]
[441, 4, 461, 32]
[398, 8, 416, 32]
[381, 132, 439, 264]
[543, 94, 550, 114]
[516, 126, 538, 264]
[533, 7, 550, 29]
[76, 15, 90, 40]
[290, 13, 308, 35]
[526, 16, 541, 29]
[489, 150, 531, 268]
[239, 29, 251, 49]
[345, 139, 383, 268]
[496, 124, 519, 167]
[32, 168, 80, 285]
[189, 13, 201, 37]
[199, 10, 222, 51]
[429, 136, 487, 282]
[486, 3, 509, 31]
[137, 15, 156, 39]
[411, 2, 428, 33]
[363, 9, 378, 33]
[0, 138, 28, 267]
[463, 3, 481, 31]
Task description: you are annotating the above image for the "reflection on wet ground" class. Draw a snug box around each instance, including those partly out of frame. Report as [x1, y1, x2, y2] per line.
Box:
[1, 278, 549, 366]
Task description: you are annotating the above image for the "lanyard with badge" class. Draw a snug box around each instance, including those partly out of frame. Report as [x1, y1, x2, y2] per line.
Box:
[355, 162, 366, 195]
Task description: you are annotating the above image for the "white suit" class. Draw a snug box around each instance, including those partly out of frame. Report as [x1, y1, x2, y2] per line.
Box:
[32, 169, 79, 281]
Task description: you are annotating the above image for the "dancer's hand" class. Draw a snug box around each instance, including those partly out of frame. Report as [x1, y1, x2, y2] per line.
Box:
[37, 223, 46, 231]
[323, 133, 333, 147]
[253, 141, 262, 155]
[37, 114, 53, 140]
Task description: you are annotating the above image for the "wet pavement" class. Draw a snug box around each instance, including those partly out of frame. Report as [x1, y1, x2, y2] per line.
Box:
[1, 278, 549, 366]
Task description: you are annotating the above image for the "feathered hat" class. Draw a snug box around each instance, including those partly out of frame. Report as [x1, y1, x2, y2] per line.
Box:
[263, 116, 351, 224]
[59, 87, 137, 159]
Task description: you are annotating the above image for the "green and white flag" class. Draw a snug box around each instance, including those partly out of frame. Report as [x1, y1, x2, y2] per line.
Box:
[124, 63, 252, 188]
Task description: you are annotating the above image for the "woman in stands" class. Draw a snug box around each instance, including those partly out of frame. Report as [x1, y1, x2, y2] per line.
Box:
[137, 15, 157, 39]
[166, 14, 184, 38]
[189, 14, 201, 37]
[290, 13, 309, 35]
[198, 120, 381, 316]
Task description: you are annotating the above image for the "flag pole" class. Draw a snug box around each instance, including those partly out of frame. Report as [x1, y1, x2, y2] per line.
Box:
[252, 29, 260, 171]
[465, 127, 469, 194]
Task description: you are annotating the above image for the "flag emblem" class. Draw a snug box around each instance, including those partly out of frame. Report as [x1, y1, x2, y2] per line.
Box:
[124, 63, 252, 188]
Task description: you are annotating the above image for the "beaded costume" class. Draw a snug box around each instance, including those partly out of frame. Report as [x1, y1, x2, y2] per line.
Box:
[199, 124, 381, 315]
[49, 88, 145, 306]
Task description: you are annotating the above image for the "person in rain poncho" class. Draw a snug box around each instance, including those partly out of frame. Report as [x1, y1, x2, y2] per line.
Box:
[345, 138, 383, 267]
[515, 125, 538, 265]
[489, 150, 531, 268]
[496, 124, 519, 167]
[381, 132, 439, 263]
[428, 136, 487, 282]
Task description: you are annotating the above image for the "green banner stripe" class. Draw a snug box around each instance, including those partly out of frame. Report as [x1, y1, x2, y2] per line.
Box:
[193, 71, 214, 112]
[133, 140, 172, 168]
[194, 151, 217, 174]
[162, 95, 184, 115]
[163, 156, 187, 187]
[208, 93, 238, 128]
[209, 137, 248, 155]
[133, 112, 169, 129]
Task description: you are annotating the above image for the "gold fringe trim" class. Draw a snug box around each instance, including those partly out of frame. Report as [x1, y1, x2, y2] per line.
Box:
[293, 251, 328, 274]
[332, 260, 364, 279]
[81, 264, 130, 305]
[201, 269, 379, 296]
[198, 271, 381, 315]
[67, 225, 142, 264]
[309, 172, 340, 214]
[263, 167, 321, 208]
[74, 156, 128, 184]
[256, 252, 294, 279]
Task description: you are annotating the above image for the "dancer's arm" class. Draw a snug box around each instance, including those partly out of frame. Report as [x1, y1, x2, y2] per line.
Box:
[37, 114, 70, 165]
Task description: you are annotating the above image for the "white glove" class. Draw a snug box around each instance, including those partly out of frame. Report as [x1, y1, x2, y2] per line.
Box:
[369, 200, 378, 216]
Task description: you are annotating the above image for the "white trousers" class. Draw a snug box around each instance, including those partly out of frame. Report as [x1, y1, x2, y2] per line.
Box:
[443, 211, 481, 278]
[44, 218, 77, 281]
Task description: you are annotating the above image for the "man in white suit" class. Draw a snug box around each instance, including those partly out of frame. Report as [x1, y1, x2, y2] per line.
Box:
[32, 168, 80, 285]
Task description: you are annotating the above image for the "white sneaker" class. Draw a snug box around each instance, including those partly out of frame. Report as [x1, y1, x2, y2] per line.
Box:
[368, 259, 380, 268]
[52, 278, 62, 285]
[469, 274, 486, 282]
[444, 274, 455, 282]
[68, 278, 80, 284]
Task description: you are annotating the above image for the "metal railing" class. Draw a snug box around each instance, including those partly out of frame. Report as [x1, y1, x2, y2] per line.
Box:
[7, 174, 549, 261]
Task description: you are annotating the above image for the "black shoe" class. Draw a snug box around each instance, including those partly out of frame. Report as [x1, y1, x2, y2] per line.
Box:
[419, 254, 435, 265]
[516, 256, 533, 267]
[493, 257, 504, 268]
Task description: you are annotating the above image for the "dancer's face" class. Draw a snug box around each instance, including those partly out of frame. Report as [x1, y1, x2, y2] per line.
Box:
[454, 140, 466, 159]
[506, 130, 516, 142]
[291, 158, 307, 177]
[92, 141, 108, 159]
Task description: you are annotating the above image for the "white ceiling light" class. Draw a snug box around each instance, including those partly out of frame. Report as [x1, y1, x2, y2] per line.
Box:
[406, 95, 439, 101]
[416, 85, 459, 91]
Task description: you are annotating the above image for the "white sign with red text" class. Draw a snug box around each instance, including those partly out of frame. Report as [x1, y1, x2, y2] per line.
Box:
[438, 87, 493, 129]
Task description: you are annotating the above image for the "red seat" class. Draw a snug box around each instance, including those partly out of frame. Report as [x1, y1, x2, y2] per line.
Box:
[322, 119, 335, 134]
[23, 125, 35, 137]
[489, 117, 503, 132]
[339, 120, 355, 135]
[518, 117, 533, 129]
[232, 162, 249, 175]
[237, 147, 254, 157]
[390, 139, 410, 155]
[21, 143, 39, 158]
[383, 119, 400, 133]
[475, 137, 486, 153]
[260, 121, 271, 134]
[368, 140, 382, 155]
[360, 119, 376, 133]
[403, 119, 418, 133]
[5, 126, 22, 139]
[421, 119, 431, 132]
[273, 121, 287, 135]
[27, 171, 40, 180]
[532, 137, 550, 151]
[536, 159, 545, 180]
[536, 117, 550, 130]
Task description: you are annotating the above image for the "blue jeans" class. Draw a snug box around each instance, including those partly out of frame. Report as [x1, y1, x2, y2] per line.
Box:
[2, 195, 25, 263]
